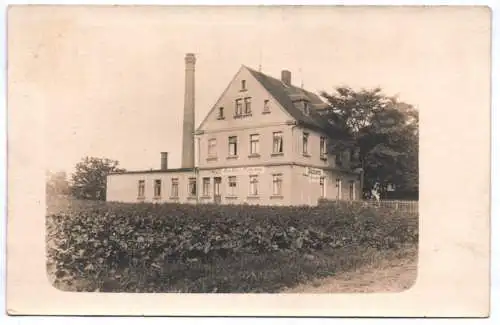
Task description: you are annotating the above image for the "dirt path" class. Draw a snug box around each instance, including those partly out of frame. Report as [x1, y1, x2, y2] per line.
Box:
[282, 255, 417, 293]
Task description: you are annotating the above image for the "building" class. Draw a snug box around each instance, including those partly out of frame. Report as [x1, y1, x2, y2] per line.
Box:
[106, 53, 362, 206]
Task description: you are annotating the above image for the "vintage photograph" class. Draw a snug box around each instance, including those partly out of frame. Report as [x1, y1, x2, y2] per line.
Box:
[36, 6, 421, 294]
[6, 3, 492, 317]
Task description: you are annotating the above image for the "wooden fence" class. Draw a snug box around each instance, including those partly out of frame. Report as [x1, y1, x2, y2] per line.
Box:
[318, 199, 419, 215]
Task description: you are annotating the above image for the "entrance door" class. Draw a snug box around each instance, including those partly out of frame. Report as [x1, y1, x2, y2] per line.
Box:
[213, 177, 222, 204]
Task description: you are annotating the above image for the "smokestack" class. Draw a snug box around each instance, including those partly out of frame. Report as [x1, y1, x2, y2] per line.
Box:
[281, 70, 291, 86]
[160, 152, 168, 170]
[181, 53, 196, 169]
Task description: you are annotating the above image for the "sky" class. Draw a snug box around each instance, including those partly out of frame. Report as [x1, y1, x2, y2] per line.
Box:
[7, 5, 490, 174]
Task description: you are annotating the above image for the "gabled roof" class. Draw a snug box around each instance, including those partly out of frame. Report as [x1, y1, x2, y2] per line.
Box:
[196, 65, 246, 133]
[245, 66, 344, 138]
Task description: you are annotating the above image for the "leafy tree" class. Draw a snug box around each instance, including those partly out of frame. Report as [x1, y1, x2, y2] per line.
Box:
[70, 157, 125, 200]
[320, 87, 418, 199]
[46, 171, 71, 197]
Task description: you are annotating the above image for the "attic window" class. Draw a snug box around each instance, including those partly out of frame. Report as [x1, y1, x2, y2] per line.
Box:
[235, 99, 243, 116]
[217, 107, 225, 119]
[263, 100, 270, 114]
[241, 80, 247, 91]
[244, 97, 252, 114]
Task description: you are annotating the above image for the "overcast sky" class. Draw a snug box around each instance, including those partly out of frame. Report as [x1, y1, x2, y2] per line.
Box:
[8, 6, 489, 174]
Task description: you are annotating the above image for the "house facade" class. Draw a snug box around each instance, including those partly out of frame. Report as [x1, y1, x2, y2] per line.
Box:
[106, 54, 362, 206]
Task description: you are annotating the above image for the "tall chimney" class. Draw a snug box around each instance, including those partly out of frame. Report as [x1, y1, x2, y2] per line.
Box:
[160, 152, 168, 170]
[281, 70, 291, 86]
[181, 53, 196, 169]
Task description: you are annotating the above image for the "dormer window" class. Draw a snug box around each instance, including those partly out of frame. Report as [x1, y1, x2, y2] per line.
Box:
[241, 80, 247, 91]
[303, 101, 310, 115]
[217, 107, 225, 119]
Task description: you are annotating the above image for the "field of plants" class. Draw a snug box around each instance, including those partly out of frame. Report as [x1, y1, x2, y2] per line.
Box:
[46, 197, 418, 293]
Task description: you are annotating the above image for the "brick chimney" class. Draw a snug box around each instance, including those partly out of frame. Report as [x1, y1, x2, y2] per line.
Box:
[281, 70, 291, 86]
[181, 53, 196, 169]
[160, 152, 168, 170]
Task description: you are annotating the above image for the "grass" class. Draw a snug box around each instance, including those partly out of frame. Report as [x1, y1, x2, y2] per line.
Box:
[46, 195, 418, 293]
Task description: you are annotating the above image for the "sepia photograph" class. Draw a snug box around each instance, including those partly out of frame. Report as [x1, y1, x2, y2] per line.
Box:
[6, 4, 490, 316]
[42, 7, 419, 294]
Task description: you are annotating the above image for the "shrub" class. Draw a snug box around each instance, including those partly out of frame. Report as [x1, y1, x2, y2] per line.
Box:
[46, 201, 418, 292]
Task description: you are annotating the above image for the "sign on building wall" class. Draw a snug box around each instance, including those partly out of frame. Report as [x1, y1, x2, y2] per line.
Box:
[304, 167, 323, 176]
[210, 166, 266, 176]
[303, 167, 323, 183]
[221, 168, 241, 175]
[245, 166, 265, 174]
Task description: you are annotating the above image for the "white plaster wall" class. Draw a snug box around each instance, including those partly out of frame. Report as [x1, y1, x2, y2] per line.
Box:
[106, 171, 196, 204]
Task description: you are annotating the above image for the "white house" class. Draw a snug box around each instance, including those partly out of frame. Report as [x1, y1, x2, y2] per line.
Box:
[106, 53, 362, 206]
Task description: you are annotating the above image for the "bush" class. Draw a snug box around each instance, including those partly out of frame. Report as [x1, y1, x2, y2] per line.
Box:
[46, 201, 418, 293]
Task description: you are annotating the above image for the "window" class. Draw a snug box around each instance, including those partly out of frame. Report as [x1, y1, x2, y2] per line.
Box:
[244, 97, 252, 114]
[137, 180, 145, 198]
[249, 175, 259, 196]
[303, 101, 310, 115]
[263, 99, 270, 113]
[214, 177, 221, 197]
[250, 134, 259, 155]
[336, 150, 350, 167]
[202, 177, 210, 196]
[345, 150, 351, 165]
[349, 181, 355, 201]
[154, 179, 161, 197]
[335, 153, 343, 166]
[188, 178, 197, 197]
[320, 177, 326, 198]
[241, 80, 246, 90]
[218, 107, 224, 119]
[336, 178, 342, 199]
[272, 174, 283, 196]
[272, 132, 283, 154]
[208, 138, 217, 157]
[171, 178, 179, 197]
[320, 137, 327, 159]
[228, 136, 238, 156]
[228, 176, 237, 196]
[235, 99, 243, 116]
[302, 132, 309, 155]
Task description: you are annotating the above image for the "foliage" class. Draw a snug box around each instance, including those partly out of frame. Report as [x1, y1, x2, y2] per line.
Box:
[46, 171, 70, 197]
[320, 87, 419, 198]
[47, 200, 418, 293]
[70, 157, 125, 201]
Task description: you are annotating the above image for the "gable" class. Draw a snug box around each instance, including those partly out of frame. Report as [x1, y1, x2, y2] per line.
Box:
[196, 66, 295, 133]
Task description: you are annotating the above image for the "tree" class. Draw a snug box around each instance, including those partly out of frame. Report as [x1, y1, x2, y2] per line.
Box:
[320, 87, 419, 199]
[46, 171, 70, 197]
[70, 157, 125, 200]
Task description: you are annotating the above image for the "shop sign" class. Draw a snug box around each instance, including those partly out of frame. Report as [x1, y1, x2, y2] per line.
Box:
[217, 166, 266, 175]
[304, 167, 323, 177]
[245, 166, 265, 174]
[221, 167, 242, 175]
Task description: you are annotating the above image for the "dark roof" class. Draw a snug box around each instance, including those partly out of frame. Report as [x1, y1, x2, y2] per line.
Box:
[109, 167, 195, 175]
[246, 66, 344, 137]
